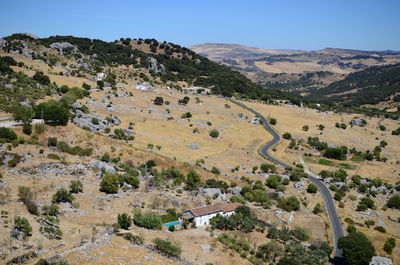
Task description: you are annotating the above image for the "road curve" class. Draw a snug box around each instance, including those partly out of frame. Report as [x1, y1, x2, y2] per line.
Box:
[226, 98, 345, 258]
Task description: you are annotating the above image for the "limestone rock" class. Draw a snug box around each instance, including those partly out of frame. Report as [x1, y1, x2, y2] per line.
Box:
[49, 42, 77, 53]
[230, 187, 242, 197]
[90, 160, 116, 174]
[108, 114, 121, 126]
[369, 256, 393, 265]
[294, 182, 305, 190]
[0, 38, 8, 50]
[188, 143, 199, 149]
[350, 117, 367, 127]
[146, 57, 166, 74]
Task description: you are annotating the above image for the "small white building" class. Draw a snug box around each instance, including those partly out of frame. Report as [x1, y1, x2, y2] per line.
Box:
[135, 83, 153, 91]
[179, 203, 241, 226]
[95, 73, 106, 81]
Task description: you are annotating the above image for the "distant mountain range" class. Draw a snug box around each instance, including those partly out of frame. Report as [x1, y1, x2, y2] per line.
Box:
[189, 43, 400, 109]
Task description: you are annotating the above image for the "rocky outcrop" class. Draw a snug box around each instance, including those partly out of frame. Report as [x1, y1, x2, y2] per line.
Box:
[108, 114, 121, 126]
[198, 188, 227, 200]
[0, 38, 7, 51]
[146, 57, 166, 74]
[350, 117, 367, 127]
[72, 110, 109, 133]
[49, 42, 77, 53]
[369, 256, 393, 265]
[90, 160, 116, 175]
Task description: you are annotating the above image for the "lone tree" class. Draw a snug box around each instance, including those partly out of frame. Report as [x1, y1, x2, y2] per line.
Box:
[209, 129, 219, 138]
[117, 213, 131, 230]
[338, 232, 375, 265]
[307, 183, 318, 193]
[153, 96, 164, 105]
[12, 104, 34, 126]
[282, 132, 292, 140]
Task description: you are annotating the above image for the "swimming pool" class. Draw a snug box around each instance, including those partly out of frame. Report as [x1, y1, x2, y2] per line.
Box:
[163, 221, 180, 227]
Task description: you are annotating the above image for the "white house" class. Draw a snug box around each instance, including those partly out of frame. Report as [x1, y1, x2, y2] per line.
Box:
[135, 82, 153, 91]
[95, 73, 106, 81]
[179, 203, 241, 226]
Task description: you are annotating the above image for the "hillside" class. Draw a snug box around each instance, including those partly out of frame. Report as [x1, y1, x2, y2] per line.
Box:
[0, 34, 399, 265]
[0, 34, 302, 103]
[307, 63, 400, 107]
[189, 43, 400, 97]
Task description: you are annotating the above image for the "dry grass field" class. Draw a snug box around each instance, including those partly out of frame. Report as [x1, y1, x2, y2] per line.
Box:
[84, 87, 270, 177]
[245, 100, 400, 183]
[243, 100, 400, 264]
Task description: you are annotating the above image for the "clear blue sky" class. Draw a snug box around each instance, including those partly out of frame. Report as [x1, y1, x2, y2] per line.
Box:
[1, 0, 399, 50]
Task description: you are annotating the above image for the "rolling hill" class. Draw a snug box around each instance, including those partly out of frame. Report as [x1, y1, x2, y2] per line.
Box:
[0, 34, 301, 104]
[189, 43, 400, 97]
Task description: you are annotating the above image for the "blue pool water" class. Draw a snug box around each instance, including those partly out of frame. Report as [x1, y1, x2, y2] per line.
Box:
[163, 221, 180, 227]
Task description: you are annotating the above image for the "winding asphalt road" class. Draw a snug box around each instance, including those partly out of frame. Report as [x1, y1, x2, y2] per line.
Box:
[226, 98, 345, 260]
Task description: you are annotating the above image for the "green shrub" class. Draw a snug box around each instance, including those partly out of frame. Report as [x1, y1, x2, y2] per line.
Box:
[181, 112, 192, 119]
[69, 180, 83, 193]
[278, 196, 300, 212]
[266, 175, 282, 189]
[364, 220, 375, 228]
[230, 196, 246, 204]
[33, 71, 50, 85]
[47, 137, 58, 147]
[34, 100, 69, 126]
[7, 154, 21, 167]
[282, 132, 292, 140]
[211, 166, 221, 175]
[153, 96, 164, 105]
[118, 213, 131, 230]
[52, 188, 75, 203]
[185, 169, 201, 190]
[168, 225, 175, 232]
[260, 163, 276, 173]
[100, 173, 119, 194]
[13, 216, 32, 238]
[383, 237, 396, 254]
[42, 204, 60, 216]
[386, 194, 400, 209]
[101, 152, 110, 162]
[0, 127, 17, 141]
[209, 129, 219, 138]
[374, 226, 386, 233]
[338, 232, 375, 265]
[47, 153, 60, 160]
[133, 211, 162, 230]
[121, 233, 144, 245]
[153, 238, 182, 257]
[347, 225, 356, 233]
[313, 203, 323, 214]
[307, 184, 318, 193]
[22, 124, 32, 135]
[269, 118, 277, 125]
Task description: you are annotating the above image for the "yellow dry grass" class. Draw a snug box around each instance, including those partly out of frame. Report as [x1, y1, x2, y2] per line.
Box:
[244, 100, 400, 183]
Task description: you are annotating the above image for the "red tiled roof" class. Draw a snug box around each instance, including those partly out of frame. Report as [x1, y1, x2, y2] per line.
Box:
[188, 203, 241, 217]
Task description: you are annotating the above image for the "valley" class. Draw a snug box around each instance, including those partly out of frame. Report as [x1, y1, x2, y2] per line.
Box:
[0, 34, 399, 265]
